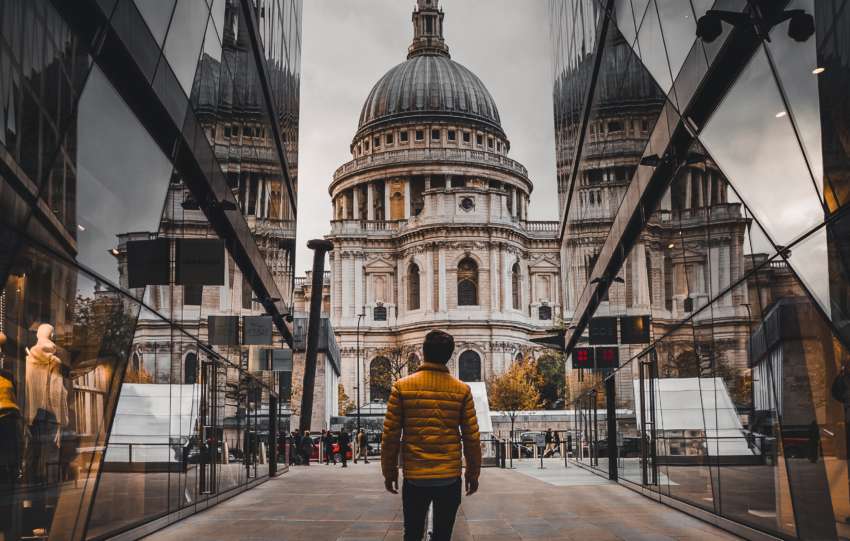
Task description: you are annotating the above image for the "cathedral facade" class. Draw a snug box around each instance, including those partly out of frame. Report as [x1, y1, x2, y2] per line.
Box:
[326, 0, 561, 405]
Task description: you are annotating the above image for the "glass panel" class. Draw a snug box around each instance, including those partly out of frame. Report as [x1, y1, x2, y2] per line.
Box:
[76, 67, 174, 287]
[86, 305, 177, 538]
[161, 0, 209, 97]
[764, 0, 824, 205]
[1, 235, 138, 541]
[132, 0, 176, 47]
[0, 0, 92, 236]
[700, 49, 824, 247]
[814, 1, 850, 212]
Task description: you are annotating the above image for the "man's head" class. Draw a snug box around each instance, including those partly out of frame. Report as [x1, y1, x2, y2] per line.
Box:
[423, 330, 454, 364]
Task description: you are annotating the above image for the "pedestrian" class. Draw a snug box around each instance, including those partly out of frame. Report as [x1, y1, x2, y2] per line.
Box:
[338, 430, 350, 468]
[381, 330, 481, 541]
[324, 430, 336, 465]
[300, 431, 313, 466]
[355, 429, 369, 464]
[544, 428, 555, 457]
[553, 430, 561, 457]
[292, 429, 302, 465]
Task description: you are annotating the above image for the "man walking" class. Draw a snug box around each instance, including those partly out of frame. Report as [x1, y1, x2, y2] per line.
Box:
[338, 430, 351, 468]
[354, 429, 369, 464]
[323, 430, 336, 465]
[381, 330, 481, 541]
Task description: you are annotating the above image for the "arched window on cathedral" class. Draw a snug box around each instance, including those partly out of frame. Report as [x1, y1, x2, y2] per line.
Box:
[408, 263, 420, 310]
[511, 262, 520, 310]
[369, 357, 391, 402]
[459, 351, 482, 382]
[457, 258, 478, 306]
[184, 352, 198, 384]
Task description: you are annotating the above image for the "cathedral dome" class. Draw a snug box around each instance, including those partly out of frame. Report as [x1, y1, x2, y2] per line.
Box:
[357, 54, 503, 137]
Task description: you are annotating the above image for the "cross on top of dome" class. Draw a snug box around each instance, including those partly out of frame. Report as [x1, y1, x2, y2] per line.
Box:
[409, 0, 450, 59]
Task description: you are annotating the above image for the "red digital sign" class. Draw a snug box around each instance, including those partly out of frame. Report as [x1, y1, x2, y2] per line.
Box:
[573, 347, 595, 369]
[596, 346, 620, 369]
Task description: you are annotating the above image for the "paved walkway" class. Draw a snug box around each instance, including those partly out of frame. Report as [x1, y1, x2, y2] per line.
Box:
[145, 461, 742, 540]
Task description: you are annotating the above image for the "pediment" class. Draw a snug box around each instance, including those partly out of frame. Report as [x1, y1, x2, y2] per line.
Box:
[528, 256, 560, 270]
[364, 256, 396, 272]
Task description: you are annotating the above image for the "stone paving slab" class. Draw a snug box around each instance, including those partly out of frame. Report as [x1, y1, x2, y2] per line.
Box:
[143, 461, 743, 541]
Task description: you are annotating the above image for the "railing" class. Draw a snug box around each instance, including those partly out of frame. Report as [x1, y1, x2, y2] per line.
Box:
[330, 219, 557, 236]
[329, 220, 406, 235]
[332, 147, 529, 181]
[293, 271, 331, 289]
[522, 220, 560, 232]
[214, 142, 278, 164]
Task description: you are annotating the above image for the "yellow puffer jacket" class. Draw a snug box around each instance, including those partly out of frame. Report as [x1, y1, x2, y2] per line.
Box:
[381, 362, 481, 481]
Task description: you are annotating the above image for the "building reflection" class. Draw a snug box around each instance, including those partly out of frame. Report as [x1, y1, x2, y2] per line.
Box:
[552, 0, 850, 538]
[0, 0, 301, 539]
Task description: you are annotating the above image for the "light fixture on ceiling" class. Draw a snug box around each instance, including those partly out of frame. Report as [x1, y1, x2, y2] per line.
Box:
[812, 67, 825, 75]
[668, 243, 675, 249]
[77, 224, 86, 232]
[775, 111, 787, 118]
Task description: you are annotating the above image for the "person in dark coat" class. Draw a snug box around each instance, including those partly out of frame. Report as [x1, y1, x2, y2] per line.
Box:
[324, 430, 337, 465]
[338, 431, 351, 468]
[300, 431, 313, 466]
[292, 430, 302, 465]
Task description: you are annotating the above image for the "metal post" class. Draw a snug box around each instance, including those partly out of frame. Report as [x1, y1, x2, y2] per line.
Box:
[606, 377, 617, 481]
[299, 239, 334, 433]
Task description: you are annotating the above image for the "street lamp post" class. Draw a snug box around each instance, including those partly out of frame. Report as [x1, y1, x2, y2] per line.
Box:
[356, 311, 365, 433]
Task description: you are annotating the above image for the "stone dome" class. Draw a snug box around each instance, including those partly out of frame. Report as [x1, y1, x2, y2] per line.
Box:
[357, 54, 503, 137]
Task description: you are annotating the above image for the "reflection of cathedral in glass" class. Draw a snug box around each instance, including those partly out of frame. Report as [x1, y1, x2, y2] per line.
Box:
[552, 0, 850, 538]
[557, 26, 762, 406]
[0, 0, 301, 539]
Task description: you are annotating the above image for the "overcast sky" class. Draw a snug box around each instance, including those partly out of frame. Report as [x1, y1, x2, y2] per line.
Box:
[294, 0, 557, 274]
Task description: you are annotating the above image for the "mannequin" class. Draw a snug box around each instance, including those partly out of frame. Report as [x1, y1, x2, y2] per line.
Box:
[25, 324, 69, 479]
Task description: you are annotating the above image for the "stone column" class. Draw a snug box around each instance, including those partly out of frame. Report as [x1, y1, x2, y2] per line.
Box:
[502, 250, 512, 311]
[438, 250, 447, 312]
[330, 253, 340, 321]
[490, 244, 500, 313]
[635, 243, 650, 308]
[343, 253, 354, 320]
[367, 182, 375, 221]
[404, 179, 411, 219]
[425, 175, 431, 190]
[385, 179, 392, 220]
[397, 256, 404, 315]
[424, 245, 434, 313]
[352, 187, 360, 220]
[354, 252, 364, 317]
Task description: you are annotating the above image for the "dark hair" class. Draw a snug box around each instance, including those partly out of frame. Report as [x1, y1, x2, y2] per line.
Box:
[423, 330, 454, 364]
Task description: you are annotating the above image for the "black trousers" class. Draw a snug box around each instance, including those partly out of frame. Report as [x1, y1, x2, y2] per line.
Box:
[402, 479, 461, 541]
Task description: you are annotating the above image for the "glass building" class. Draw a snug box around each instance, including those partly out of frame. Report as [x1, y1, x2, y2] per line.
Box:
[0, 0, 301, 539]
[551, 0, 850, 539]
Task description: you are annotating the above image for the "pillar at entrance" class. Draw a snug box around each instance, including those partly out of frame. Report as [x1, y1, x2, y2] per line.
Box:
[404, 179, 411, 219]
[438, 250, 447, 312]
[367, 182, 375, 221]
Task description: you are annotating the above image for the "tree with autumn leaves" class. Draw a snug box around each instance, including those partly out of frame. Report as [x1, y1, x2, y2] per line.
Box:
[486, 355, 541, 440]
